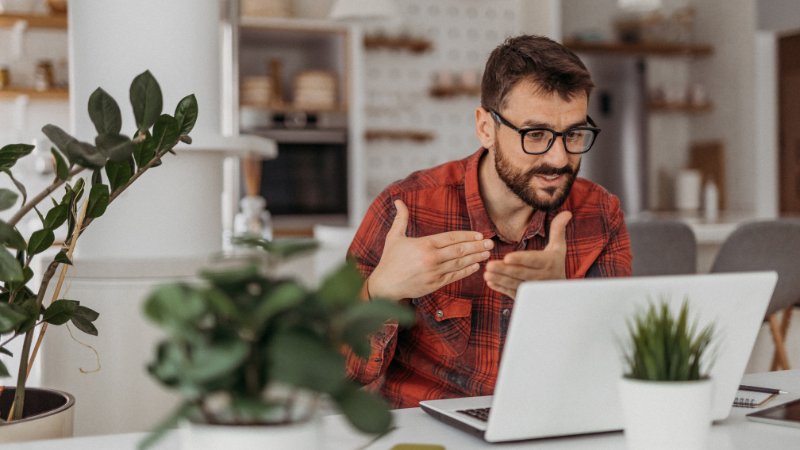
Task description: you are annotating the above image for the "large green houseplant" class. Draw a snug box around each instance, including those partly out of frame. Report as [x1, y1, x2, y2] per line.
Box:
[141, 239, 414, 449]
[618, 300, 716, 450]
[0, 70, 197, 429]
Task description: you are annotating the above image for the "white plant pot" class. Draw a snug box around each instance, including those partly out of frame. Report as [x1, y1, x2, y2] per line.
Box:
[180, 417, 321, 450]
[0, 387, 75, 443]
[618, 377, 713, 450]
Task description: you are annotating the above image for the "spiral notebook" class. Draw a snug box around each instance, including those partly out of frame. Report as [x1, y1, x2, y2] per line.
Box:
[733, 390, 776, 408]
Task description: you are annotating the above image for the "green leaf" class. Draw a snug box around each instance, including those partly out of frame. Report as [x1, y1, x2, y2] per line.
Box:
[0, 302, 27, 332]
[184, 340, 249, 384]
[43, 124, 107, 169]
[44, 203, 69, 229]
[233, 236, 319, 259]
[71, 314, 98, 336]
[88, 87, 122, 135]
[95, 133, 136, 162]
[143, 283, 206, 331]
[0, 248, 24, 283]
[52, 148, 69, 180]
[105, 159, 134, 192]
[251, 282, 305, 327]
[0, 143, 34, 171]
[86, 183, 110, 219]
[0, 188, 18, 211]
[27, 228, 55, 255]
[16, 296, 40, 334]
[0, 346, 12, 357]
[269, 330, 347, 394]
[339, 300, 415, 358]
[130, 70, 163, 133]
[0, 360, 9, 377]
[174, 94, 198, 136]
[133, 136, 157, 168]
[318, 262, 364, 309]
[0, 220, 26, 250]
[73, 305, 99, 322]
[54, 249, 72, 265]
[333, 385, 393, 434]
[42, 299, 80, 325]
[151, 114, 180, 152]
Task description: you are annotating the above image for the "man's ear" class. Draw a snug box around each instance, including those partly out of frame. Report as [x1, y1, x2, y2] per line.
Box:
[475, 107, 496, 149]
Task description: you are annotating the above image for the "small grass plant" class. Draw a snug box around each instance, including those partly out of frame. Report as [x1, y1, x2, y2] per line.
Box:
[622, 299, 715, 381]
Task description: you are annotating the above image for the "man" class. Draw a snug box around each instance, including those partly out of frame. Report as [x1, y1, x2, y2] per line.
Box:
[346, 35, 632, 408]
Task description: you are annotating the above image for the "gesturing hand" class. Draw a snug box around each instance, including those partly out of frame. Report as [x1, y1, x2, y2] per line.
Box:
[483, 211, 572, 299]
[368, 200, 494, 301]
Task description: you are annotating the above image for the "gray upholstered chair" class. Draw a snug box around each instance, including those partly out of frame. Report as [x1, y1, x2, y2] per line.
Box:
[711, 220, 800, 370]
[627, 219, 697, 277]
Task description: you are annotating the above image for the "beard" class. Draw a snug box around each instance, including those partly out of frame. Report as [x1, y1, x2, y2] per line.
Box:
[494, 139, 580, 211]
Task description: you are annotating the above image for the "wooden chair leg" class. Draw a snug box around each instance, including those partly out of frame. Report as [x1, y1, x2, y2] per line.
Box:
[780, 305, 793, 340]
[769, 314, 791, 371]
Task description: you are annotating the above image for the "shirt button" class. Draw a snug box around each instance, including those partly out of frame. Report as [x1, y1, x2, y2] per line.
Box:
[502, 308, 511, 317]
[436, 309, 444, 318]
[411, 298, 419, 306]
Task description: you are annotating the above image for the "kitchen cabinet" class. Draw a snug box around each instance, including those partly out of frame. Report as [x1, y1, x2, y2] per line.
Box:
[234, 15, 363, 234]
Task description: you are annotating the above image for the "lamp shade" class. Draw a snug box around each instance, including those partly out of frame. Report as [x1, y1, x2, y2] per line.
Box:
[329, 0, 398, 20]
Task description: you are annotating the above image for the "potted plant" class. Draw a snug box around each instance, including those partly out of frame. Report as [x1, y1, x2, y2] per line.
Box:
[0, 70, 197, 441]
[618, 299, 716, 450]
[140, 239, 414, 450]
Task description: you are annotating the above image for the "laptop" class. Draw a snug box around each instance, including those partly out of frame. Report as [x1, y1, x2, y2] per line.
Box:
[419, 271, 778, 442]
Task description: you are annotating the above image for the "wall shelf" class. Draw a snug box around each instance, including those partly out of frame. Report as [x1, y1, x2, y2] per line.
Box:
[0, 13, 67, 29]
[365, 129, 435, 143]
[565, 39, 713, 57]
[0, 87, 69, 100]
[364, 34, 433, 53]
[429, 85, 481, 98]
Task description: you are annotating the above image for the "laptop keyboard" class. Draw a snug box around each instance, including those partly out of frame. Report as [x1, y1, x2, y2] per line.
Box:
[457, 407, 491, 422]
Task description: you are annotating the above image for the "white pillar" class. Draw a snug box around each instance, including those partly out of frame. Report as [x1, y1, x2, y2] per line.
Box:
[68, 0, 274, 259]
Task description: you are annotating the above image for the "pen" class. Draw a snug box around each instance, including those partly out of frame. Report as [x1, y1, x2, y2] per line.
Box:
[738, 384, 788, 395]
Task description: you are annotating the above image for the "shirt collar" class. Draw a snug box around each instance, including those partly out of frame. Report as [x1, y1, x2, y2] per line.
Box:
[464, 147, 547, 242]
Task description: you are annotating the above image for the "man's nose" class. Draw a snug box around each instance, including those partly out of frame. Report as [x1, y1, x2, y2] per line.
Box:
[542, 137, 570, 167]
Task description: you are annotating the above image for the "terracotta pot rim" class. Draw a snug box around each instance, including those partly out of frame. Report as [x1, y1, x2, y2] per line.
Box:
[1, 387, 75, 425]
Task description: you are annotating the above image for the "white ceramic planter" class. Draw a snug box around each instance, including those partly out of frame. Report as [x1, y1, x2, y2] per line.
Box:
[180, 417, 321, 450]
[618, 377, 713, 450]
[0, 387, 75, 443]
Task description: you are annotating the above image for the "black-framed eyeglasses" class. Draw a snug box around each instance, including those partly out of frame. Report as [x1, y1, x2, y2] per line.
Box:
[489, 109, 601, 155]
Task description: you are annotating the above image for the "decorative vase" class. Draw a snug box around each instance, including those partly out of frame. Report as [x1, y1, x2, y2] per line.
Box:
[0, 387, 75, 443]
[618, 377, 713, 450]
[179, 417, 321, 450]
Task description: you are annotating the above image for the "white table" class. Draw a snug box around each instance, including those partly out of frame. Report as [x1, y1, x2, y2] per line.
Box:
[4, 371, 799, 450]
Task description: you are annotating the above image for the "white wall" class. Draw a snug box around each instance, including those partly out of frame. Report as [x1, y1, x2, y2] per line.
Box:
[689, 0, 758, 213]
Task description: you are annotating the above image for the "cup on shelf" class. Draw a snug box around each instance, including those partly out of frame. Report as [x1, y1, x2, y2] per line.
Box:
[675, 169, 701, 212]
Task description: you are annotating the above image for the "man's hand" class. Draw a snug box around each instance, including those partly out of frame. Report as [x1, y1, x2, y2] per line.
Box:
[483, 211, 572, 299]
[368, 200, 494, 301]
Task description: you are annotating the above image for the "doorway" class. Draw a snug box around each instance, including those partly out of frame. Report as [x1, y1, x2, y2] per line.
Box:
[779, 32, 800, 213]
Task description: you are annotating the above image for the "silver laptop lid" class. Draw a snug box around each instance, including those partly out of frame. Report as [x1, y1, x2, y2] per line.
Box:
[486, 272, 777, 442]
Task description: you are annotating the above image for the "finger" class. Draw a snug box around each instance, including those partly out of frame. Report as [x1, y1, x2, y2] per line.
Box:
[545, 210, 572, 251]
[485, 280, 516, 299]
[502, 250, 552, 269]
[483, 267, 523, 290]
[436, 239, 493, 263]
[428, 230, 484, 249]
[388, 200, 409, 238]
[439, 250, 491, 273]
[486, 261, 539, 281]
[438, 262, 481, 287]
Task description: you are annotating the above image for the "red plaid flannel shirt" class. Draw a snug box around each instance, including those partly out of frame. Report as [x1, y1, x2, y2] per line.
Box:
[346, 147, 632, 408]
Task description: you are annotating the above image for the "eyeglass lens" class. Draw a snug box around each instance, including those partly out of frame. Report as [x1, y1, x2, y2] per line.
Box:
[523, 129, 595, 154]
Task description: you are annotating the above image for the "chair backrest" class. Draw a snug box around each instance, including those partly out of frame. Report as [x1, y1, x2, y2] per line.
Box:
[627, 219, 697, 276]
[711, 220, 800, 317]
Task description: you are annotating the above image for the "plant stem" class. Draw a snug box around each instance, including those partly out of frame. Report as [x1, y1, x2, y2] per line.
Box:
[7, 167, 84, 228]
[9, 329, 33, 421]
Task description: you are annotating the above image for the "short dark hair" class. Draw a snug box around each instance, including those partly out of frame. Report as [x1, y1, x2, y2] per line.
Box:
[481, 35, 594, 112]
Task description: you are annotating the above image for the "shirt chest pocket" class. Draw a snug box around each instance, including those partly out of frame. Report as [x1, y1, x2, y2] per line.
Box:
[412, 292, 472, 358]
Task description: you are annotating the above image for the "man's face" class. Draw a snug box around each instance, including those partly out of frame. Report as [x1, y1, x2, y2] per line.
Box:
[491, 81, 588, 211]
